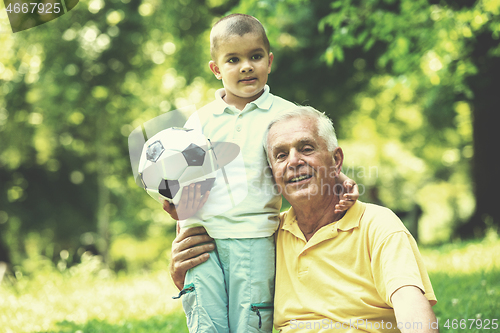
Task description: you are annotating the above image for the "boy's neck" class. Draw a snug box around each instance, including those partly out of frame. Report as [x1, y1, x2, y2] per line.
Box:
[222, 88, 265, 111]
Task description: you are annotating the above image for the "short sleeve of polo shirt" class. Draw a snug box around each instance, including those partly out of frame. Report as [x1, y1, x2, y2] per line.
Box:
[367, 209, 437, 307]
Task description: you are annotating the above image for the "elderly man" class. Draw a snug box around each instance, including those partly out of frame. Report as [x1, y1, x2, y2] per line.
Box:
[170, 106, 438, 332]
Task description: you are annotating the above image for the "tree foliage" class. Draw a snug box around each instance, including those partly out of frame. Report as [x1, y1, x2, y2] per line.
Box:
[0, 0, 498, 270]
[233, 0, 499, 242]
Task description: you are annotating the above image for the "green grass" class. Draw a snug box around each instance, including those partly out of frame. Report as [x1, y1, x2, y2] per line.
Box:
[0, 253, 189, 333]
[1, 235, 499, 332]
[420, 233, 500, 332]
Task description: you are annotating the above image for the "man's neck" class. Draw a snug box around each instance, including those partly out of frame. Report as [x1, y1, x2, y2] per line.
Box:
[293, 194, 345, 242]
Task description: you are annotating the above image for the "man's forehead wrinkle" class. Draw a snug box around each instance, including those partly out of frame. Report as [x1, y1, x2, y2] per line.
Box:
[270, 136, 316, 153]
[270, 143, 285, 154]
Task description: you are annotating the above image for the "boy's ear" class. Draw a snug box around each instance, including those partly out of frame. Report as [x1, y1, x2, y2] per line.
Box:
[209, 61, 222, 80]
[268, 52, 274, 74]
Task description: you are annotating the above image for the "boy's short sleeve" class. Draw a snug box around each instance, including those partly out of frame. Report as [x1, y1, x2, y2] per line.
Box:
[184, 111, 202, 132]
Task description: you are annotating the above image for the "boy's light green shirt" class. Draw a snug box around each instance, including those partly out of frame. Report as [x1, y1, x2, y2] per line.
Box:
[181, 85, 296, 239]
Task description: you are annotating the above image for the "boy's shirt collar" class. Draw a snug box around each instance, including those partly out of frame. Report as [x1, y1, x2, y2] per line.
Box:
[213, 85, 272, 115]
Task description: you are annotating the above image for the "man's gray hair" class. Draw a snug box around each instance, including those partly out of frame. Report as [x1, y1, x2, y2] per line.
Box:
[264, 106, 338, 161]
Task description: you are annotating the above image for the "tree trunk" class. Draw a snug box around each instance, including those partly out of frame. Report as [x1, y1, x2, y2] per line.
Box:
[457, 32, 500, 238]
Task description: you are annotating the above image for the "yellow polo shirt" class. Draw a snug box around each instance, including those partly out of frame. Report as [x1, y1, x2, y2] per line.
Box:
[274, 201, 436, 332]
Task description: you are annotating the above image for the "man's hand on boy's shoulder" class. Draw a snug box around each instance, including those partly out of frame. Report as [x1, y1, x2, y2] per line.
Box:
[162, 183, 210, 220]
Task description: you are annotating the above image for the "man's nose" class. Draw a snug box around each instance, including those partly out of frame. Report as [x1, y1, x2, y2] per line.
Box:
[288, 149, 304, 167]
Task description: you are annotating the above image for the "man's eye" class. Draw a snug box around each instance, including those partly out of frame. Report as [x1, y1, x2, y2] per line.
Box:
[276, 153, 287, 160]
[303, 146, 314, 153]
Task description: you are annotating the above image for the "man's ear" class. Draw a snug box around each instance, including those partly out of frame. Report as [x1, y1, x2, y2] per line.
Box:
[333, 147, 344, 177]
[268, 52, 274, 74]
[209, 61, 222, 80]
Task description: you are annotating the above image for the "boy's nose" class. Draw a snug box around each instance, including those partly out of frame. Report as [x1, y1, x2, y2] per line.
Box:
[240, 61, 253, 73]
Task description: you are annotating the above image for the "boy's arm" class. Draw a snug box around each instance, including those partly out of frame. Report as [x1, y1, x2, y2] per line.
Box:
[163, 111, 209, 221]
[335, 172, 359, 213]
[162, 183, 210, 220]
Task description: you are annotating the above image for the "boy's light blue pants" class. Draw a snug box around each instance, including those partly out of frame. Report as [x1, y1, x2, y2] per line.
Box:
[178, 236, 275, 333]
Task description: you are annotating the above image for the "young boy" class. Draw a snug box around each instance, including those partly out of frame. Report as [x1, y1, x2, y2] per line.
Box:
[164, 14, 357, 332]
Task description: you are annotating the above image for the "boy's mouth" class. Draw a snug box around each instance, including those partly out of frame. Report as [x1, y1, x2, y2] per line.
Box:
[239, 77, 257, 83]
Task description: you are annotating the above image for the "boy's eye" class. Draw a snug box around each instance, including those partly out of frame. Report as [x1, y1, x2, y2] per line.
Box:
[252, 54, 263, 60]
[228, 57, 239, 63]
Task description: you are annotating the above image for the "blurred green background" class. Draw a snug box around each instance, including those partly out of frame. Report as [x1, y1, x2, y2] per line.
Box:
[0, 0, 499, 332]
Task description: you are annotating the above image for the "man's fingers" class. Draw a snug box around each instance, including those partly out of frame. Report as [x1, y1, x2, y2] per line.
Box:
[173, 227, 213, 253]
[177, 234, 214, 252]
[174, 252, 210, 273]
[170, 252, 210, 291]
[177, 226, 210, 239]
[175, 242, 214, 262]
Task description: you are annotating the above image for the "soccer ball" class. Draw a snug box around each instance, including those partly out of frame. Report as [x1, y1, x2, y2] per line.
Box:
[137, 127, 218, 205]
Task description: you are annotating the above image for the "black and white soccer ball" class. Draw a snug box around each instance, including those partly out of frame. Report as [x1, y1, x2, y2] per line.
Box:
[138, 127, 218, 205]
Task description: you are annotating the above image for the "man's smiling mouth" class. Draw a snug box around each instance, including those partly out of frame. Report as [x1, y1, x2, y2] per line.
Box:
[289, 175, 312, 183]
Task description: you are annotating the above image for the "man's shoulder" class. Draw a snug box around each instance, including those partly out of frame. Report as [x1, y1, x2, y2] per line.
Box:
[364, 203, 398, 218]
[354, 203, 412, 253]
[361, 203, 408, 234]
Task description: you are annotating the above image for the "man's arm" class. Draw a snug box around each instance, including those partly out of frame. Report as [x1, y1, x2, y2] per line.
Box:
[391, 286, 439, 333]
[170, 225, 214, 290]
